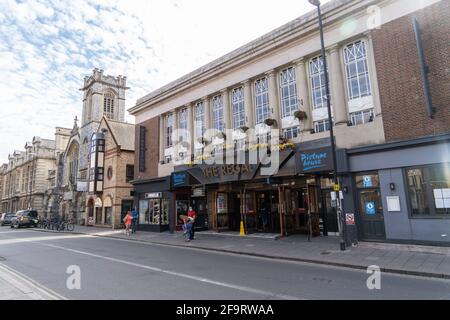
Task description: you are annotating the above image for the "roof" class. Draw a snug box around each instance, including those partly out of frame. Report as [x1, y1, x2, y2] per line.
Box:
[101, 117, 135, 151]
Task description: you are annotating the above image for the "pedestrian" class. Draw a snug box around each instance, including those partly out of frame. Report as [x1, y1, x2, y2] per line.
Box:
[187, 206, 197, 241]
[123, 211, 132, 236]
[131, 207, 138, 233]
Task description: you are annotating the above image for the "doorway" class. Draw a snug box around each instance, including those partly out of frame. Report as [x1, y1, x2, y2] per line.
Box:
[321, 189, 339, 235]
[355, 173, 386, 240]
[191, 197, 208, 231]
[121, 200, 133, 223]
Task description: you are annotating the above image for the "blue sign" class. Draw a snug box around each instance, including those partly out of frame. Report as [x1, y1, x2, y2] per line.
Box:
[172, 173, 187, 186]
[365, 202, 376, 215]
[300, 151, 329, 172]
[363, 175, 373, 188]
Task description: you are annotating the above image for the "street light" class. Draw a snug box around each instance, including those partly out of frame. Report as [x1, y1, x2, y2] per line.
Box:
[308, 0, 346, 251]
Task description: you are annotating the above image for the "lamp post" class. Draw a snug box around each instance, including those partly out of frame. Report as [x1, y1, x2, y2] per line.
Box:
[308, 0, 346, 251]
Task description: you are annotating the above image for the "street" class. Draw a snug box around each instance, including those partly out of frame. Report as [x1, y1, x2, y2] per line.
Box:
[0, 227, 449, 300]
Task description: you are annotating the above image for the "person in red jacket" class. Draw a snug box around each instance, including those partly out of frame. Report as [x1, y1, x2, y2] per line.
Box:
[187, 206, 197, 241]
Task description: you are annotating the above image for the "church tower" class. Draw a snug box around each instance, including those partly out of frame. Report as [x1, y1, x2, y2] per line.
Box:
[78, 68, 129, 181]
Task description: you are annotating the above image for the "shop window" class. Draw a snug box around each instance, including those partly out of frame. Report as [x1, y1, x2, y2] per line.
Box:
[217, 193, 228, 214]
[104, 207, 112, 225]
[139, 199, 169, 225]
[407, 164, 450, 216]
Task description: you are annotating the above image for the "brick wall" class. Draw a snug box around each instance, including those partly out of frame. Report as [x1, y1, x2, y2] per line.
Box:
[372, 0, 450, 141]
[134, 117, 159, 181]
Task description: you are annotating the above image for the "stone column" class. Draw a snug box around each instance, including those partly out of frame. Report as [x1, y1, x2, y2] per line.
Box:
[221, 89, 231, 131]
[187, 103, 194, 156]
[328, 44, 348, 125]
[203, 97, 211, 142]
[159, 115, 164, 163]
[242, 80, 254, 129]
[294, 58, 313, 132]
[267, 70, 281, 129]
[173, 109, 179, 160]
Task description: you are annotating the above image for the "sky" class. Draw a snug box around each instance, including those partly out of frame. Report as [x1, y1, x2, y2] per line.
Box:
[0, 0, 332, 163]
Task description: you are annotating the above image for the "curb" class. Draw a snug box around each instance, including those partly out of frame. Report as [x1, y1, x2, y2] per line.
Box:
[30, 229, 450, 281]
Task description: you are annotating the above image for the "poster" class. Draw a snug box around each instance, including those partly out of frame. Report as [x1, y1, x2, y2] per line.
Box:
[365, 201, 376, 215]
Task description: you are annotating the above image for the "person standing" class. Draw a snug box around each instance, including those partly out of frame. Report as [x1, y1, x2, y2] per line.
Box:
[131, 207, 138, 233]
[187, 206, 197, 241]
[123, 211, 133, 236]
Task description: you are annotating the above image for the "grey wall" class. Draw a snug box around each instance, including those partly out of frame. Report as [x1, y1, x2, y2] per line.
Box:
[349, 143, 450, 172]
[379, 168, 450, 243]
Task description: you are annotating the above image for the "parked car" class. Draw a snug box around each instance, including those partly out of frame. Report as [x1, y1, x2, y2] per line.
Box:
[10, 210, 39, 229]
[0, 213, 16, 226]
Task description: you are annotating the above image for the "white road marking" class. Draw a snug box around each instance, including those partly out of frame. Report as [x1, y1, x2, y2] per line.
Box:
[40, 242, 301, 300]
[0, 262, 66, 300]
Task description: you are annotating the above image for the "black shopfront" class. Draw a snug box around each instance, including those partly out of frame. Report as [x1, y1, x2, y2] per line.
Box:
[132, 177, 173, 232]
[170, 141, 349, 238]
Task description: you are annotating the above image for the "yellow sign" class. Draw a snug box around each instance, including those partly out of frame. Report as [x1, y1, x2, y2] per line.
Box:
[333, 184, 340, 192]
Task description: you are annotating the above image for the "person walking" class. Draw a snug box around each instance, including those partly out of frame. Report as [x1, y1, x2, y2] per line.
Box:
[123, 211, 133, 236]
[131, 207, 138, 233]
[187, 206, 197, 241]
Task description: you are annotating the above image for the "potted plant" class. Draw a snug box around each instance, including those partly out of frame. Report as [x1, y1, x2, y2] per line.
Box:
[239, 126, 249, 132]
[294, 110, 308, 120]
[264, 118, 277, 127]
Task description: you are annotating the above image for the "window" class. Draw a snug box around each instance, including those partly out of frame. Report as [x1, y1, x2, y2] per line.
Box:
[212, 95, 224, 132]
[234, 138, 246, 151]
[344, 41, 371, 100]
[107, 167, 113, 180]
[257, 132, 271, 145]
[283, 127, 298, 140]
[350, 109, 374, 126]
[280, 67, 298, 118]
[138, 126, 146, 172]
[314, 119, 330, 133]
[195, 102, 205, 137]
[309, 56, 330, 110]
[255, 78, 270, 124]
[407, 164, 450, 216]
[139, 199, 169, 225]
[126, 165, 134, 183]
[103, 92, 115, 119]
[178, 108, 187, 142]
[232, 87, 245, 129]
[165, 114, 174, 148]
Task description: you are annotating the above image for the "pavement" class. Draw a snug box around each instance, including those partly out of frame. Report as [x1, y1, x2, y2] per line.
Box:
[1, 228, 449, 300]
[30, 225, 450, 280]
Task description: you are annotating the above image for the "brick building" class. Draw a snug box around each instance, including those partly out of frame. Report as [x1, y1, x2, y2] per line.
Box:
[129, 0, 449, 244]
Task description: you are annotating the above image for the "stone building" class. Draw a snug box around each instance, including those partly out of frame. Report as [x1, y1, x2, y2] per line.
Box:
[129, 0, 450, 244]
[1, 128, 70, 216]
[86, 116, 135, 228]
[59, 69, 129, 223]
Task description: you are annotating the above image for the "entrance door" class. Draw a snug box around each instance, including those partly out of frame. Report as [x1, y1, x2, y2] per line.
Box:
[95, 207, 102, 224]
[191, 197, 208, 231]
[321, 189, 339, 235]
[358, 189, 385, 240]
[121, 200, 133, 223]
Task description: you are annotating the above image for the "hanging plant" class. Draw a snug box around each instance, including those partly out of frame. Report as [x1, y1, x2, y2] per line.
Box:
[294, 110, 308, 120]
[239, 126, 249, 132]
[264, 118, 276, 127]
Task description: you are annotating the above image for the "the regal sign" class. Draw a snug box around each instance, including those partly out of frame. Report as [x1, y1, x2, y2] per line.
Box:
[201, 164, 255, 178]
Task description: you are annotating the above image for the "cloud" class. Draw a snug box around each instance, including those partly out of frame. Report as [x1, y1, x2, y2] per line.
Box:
[0, 0, 331, 162]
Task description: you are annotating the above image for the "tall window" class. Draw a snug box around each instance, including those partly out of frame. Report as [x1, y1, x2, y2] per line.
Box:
[232, 87, 245, 129]
[280, 67, 298, 118]
[344, 41, 371, 100]
[126, 165, 134, 183]
[178, 108, 187, 142]
[407, 164, 450, 216]
[212, 95, 224, 132]
[195, 102, 205, 138]
[103, 92, 115, 119]
[309, 56, 329, 110]
[255, 78, 269, 124]
[165, 114, 174, 148]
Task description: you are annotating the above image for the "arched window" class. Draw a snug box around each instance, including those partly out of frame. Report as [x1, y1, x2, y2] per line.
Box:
[103, 92, 115, 119]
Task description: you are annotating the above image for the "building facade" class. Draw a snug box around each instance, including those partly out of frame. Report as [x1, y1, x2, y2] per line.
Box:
[86, 117, 135, 228]
[1, 128, 71, 217]
[58, 69, 130, 224]
[135, 0, 447, 244]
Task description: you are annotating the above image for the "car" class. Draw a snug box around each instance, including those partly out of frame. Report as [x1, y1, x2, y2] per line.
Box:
[10, 210, 39, 229]
[0, 213, 16, 226]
